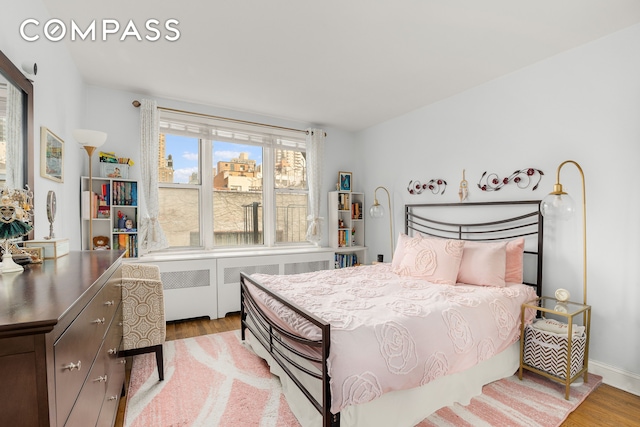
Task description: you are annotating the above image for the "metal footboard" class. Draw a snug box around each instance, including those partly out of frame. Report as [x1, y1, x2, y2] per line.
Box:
[240, 272, 340, 427]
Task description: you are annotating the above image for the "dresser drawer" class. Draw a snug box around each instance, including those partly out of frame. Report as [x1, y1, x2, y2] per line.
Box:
[103, 304, 123, 366]
[54, 286, 112, 426]
[96, 357, 125, 427]
[102, 270, 123, 317]
[63, 341, 108, 427]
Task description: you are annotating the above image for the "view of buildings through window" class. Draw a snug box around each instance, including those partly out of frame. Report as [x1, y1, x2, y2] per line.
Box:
[157, 132, 308, 248]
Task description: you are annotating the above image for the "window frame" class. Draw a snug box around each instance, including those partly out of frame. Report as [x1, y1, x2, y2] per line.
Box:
[157, 113, 310, 250]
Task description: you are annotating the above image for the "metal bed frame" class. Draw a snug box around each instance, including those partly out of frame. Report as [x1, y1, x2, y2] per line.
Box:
[240, 200, 544, 427]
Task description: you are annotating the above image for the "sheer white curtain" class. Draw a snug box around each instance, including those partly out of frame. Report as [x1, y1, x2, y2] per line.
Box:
[6, 84, 23, 189]
[305, 128, 325, 244]
[138, 99, 169, 253]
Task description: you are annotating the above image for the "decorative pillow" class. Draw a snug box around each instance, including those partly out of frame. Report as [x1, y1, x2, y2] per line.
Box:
[391, 233, 418, 270]
[457, 241, 508, 287]
[505, 238, 525, 283]
[393, 236, 464, 285]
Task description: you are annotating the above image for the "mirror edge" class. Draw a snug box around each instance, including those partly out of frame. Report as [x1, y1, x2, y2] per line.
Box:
[0, 49, 34, 240]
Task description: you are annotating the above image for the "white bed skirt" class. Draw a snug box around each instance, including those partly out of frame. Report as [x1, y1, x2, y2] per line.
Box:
[244, 330, 520, 427]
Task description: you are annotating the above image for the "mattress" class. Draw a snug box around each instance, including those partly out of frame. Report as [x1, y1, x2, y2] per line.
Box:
[246, 263, 537, 414]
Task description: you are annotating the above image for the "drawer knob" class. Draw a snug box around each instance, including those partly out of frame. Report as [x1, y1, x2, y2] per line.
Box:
[94, 375, 108, 383]
[92, 318, 106, 324]
[119, 359, 127, 365]
[108, 395, 118, 401]
[64, 361, 81, 371]
[104, 300, 115, 306]
[107, 348, 118, 355]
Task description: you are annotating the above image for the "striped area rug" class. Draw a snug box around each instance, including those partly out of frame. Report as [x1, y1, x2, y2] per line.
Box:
[419, 371, 601, 426]
[124, 331, 601, 427]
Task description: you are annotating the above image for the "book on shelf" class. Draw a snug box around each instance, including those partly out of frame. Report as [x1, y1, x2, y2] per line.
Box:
[112, 181, 137, 206]
[338, 229, 350, 247]
[351, 202, 362, 219]
[114, 233, 137, 258]
[101, 183, 111, 206]
[334, 252, 358, 268]
[82, 191, 102, 219]
[338, 192, 350, 210]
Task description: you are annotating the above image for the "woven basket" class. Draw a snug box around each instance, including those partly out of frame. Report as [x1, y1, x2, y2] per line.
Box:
[523, 324, 586, 379]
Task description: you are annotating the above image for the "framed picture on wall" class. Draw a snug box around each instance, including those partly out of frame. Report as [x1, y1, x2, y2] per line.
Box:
[40, 127, 64, 183]
[339, 171, 352, 192]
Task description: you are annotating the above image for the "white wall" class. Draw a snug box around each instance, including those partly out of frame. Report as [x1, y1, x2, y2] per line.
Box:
[356, 24, 640, 392]
[1, 2, 86, 245]
[4, 0, 637, 394]
[84, 84, 357, 249]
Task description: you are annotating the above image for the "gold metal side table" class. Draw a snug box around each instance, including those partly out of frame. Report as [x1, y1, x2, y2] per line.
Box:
[519, 296, 591, 399]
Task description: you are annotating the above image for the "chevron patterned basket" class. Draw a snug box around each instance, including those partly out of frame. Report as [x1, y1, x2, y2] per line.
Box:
[523, 324, 586, 379]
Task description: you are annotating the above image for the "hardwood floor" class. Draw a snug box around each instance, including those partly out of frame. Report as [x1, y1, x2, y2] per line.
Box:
[115, 314, 640, 427]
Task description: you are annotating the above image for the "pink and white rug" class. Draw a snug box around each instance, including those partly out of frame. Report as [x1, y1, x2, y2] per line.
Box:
[125, 331, 601, 427]
[124, 330, 300, 427]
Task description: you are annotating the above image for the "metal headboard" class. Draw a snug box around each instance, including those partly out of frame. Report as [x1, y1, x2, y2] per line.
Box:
[404, 200, 543, 296]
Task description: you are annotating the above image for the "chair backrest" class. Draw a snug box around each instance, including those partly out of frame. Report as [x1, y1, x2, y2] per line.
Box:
[121, 263, 166, 350]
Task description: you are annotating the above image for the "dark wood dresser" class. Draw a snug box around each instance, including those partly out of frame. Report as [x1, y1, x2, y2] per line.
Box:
[0, 251, 125, 427]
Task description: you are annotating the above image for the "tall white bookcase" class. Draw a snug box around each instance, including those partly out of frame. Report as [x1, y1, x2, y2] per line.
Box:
[81, 176, 139, 257]
[328, 191, 367, 267]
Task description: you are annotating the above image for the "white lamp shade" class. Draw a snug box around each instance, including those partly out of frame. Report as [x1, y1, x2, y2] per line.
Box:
[540, 193, 575, 221]
[73, 129, 107, 147]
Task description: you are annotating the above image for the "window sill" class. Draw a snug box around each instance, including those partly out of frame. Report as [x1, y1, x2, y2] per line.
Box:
[136, 245, 334, 262]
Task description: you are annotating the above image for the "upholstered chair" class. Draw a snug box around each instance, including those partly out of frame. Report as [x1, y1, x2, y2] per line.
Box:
[121, 263, 166, 380]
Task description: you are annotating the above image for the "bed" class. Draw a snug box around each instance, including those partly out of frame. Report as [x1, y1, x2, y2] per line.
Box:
[240, 201, 543, 427]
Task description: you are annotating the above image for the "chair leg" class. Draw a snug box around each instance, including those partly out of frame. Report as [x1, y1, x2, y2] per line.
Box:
[154, 344, 164, 381]
[121, 344, 165, 381]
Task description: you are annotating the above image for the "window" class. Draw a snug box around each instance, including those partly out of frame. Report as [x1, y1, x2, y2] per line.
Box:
[157, 111, 308, 249]
[274, 148, 307, 244]
[157, 134, 200, 247]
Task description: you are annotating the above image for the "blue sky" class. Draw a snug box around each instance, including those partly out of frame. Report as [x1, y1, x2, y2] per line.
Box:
[165, 134, 263, 183]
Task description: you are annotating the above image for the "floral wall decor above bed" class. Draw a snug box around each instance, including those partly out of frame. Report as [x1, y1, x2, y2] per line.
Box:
[407, 179, 447, 195]
[478, 167, 544, 191]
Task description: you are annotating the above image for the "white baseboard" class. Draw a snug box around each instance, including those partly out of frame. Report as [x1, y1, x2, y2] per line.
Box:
[589, 359, 640, 396]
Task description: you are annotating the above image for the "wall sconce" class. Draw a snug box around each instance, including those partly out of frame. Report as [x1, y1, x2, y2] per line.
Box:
[540, 160, 587, 305]
[74, 129, 107, 250]
[21, 62, 37, 81]
[369, 186, 394, 261]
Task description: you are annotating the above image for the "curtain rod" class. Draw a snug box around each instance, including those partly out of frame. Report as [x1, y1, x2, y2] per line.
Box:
[132, 100, 325, 136]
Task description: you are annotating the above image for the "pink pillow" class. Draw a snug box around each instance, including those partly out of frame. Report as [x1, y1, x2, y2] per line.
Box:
[391, 233, 420, 269]
[505, 238, 525, 283]
[457, 241, 507, 287]
[393, 237, 464, 285]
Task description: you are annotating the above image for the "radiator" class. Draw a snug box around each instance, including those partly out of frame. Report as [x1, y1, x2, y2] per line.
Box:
[140, 250, 334, 321]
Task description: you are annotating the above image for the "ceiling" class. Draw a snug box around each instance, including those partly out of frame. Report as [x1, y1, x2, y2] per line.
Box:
[41, 0, 640, 132]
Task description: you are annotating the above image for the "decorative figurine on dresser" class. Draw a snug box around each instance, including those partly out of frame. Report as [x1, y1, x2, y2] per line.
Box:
[0, 186, 34, 273]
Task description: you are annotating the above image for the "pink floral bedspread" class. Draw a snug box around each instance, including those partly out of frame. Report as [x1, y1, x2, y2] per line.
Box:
[249, 263, 537, 413]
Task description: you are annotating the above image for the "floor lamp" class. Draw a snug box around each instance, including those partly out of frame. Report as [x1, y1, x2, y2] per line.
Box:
[74, 129, 107, 250]
[540, 160, 587, 305]
[369, 186, 394, 261]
